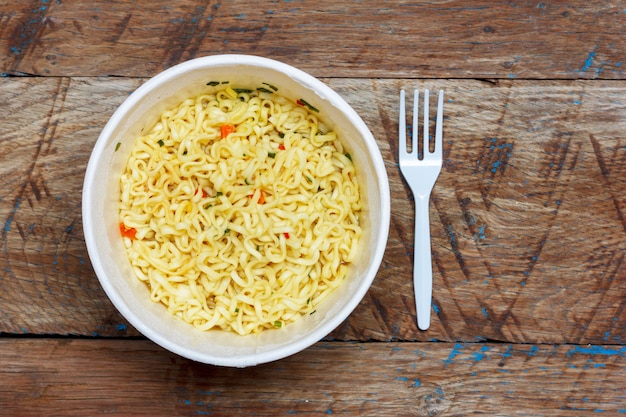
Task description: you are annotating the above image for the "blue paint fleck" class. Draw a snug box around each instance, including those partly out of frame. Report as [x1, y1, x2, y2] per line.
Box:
[432, 303, 440, 314]
[481, 307, 489, 318]
[502, 345, 513, 359]
[3, 198, 21, 232]
[412, 378, 421, 387]
[567, 345, 626, 357]
[443, 343, 464, 366]
[471, 345, 490, 362]
[396, 376, 409, 381]
[581, 51, 596, 72]
[116, 323, 127, 331]
[475, 224, 487, 240]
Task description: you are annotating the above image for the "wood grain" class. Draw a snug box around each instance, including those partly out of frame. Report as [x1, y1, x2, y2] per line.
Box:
[2, 77, 625, 345]
[2, 1, 626, 413]
[1, 0, 625, 79]
[1, 339, 625, 416]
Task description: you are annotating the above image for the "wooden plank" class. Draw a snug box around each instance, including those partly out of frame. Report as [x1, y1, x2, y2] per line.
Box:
[1, 77, 626, 345]
[1, 339, 625, 416]
[0, 77, 143, 336]
[1, 0, 625, 79]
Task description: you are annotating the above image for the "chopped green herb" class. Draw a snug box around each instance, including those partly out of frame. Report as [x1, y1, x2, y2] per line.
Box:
[298, 98, 319, 113]
[279, 132, 285, 138]
[157, 139, 165, 147]
[233, 88, 253, 94]
[274, 321, 283, 328]
[206, 81, 221, 86]
[268, 152, 276, 158]
[262, 82, 278, 91]
[345, 152, 352, 162]
[224, 228, 230, 234]
[305, 176, 313, 183]
[257, 87, 274, 94]
[115, 142, 121, 152]
[245, 178, 250, 185]
[310, 310, 317, 315]
[216, 191, 223, 197]
[235, 308, 239, 313]
[182, 150, 188, 155]
[307, 297, 311, 304]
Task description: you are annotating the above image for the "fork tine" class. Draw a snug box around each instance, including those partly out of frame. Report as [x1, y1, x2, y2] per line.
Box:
[434, 90, 444, 157]
[412, 90, 419, 157]
[399, 90, 407, 156]
[423, 89, 430, 157]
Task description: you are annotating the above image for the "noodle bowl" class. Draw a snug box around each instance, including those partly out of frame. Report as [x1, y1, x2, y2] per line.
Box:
[83, 55, 389, 366]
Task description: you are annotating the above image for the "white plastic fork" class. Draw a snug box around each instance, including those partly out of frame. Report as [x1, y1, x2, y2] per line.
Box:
[398, 89, 444, 331]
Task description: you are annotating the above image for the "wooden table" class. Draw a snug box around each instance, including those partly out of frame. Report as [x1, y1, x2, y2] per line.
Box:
[2, 1, 625, 415]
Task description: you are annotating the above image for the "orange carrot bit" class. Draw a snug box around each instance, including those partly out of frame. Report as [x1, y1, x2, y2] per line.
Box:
[196, 188, 209, 198]
[119, 222, 137, 240]
[221, 124, 235, 139]
[257, 190, 266, 204]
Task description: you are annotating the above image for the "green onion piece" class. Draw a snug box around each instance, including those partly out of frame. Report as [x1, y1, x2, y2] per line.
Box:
[206, 81, 220, 86]
[233, 88, 253, 94]
[298, 98, 319, 113]
[235, 308, 239, 313]
[157, 139, 165, 147]
[274, 321, 283, 328]
[345, 152, 352, 162]
[310, 310, 317, 315]
[224, 228, 230, 234]
[115, 142, 121, 152]
[263, 82, 278, 91]
[216, 191, 223, 196]
[268, 152, 276, 158]
[257, 87, 273, 94]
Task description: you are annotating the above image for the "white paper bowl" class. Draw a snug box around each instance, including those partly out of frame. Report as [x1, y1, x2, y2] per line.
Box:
[82, 55, 390, 367]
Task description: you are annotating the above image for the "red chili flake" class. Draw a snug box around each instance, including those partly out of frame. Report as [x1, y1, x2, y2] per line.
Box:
[278, 144, 285, 150]
[119, 222, 137, 240]
[284, 232, 290, 239]
[221, 124, 235, 138]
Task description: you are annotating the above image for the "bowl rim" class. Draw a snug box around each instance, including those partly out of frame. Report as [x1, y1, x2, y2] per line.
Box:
[82, 54, 390, 366]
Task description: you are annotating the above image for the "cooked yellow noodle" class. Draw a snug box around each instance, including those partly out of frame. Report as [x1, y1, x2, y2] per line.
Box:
[119, 85, 362, 335]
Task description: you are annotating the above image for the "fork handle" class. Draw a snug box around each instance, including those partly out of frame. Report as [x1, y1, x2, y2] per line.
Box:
[413, 194, 433, 330]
